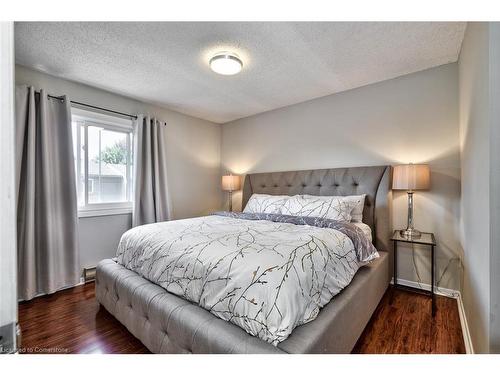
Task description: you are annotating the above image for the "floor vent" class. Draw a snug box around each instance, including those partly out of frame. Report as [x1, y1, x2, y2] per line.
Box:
[84, 267, 96, 283]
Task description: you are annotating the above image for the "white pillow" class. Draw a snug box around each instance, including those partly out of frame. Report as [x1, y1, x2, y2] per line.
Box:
[281, 195, 356, 222]
[243, 194, 290, 214]
[344, 194, 366, 223]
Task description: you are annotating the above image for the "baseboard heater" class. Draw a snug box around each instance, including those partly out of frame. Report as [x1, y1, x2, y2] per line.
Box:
[83, 267, 97, 283]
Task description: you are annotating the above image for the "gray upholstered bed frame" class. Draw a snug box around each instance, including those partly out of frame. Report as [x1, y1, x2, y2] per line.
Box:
[96, 165, 392, 354]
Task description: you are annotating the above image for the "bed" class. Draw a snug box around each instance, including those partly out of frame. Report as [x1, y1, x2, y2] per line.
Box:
[95, 165, 392, 353]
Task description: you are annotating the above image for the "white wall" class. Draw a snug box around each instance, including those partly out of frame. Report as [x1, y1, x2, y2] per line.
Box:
[78, 214, 132, 269]
[15, 65, 222, 270]
[459, 22, 500, 354]
[0, 22, 17, 353]
[222, 63, 462, 292]
[458, 22, 491, 354]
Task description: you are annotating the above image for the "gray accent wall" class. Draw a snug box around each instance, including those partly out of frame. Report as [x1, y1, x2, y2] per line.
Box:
[222, 63, 462, 293]
[15, 65, 222, 271]
[459, 22, 500, 353]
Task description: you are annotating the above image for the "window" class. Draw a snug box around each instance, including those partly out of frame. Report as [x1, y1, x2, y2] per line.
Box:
[71, 107, 134, 217]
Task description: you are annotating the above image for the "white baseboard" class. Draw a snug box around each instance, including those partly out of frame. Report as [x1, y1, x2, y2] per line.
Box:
[391, 277, 474, 354]
[456, 292, 474, 354]
[391, 277, 459, 298]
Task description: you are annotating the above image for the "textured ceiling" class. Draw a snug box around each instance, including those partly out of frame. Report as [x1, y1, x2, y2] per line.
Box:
[15, 22, 466, 123]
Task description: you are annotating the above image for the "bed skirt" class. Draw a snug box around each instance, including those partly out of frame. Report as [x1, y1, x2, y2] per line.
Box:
[95, 252, 389, 354]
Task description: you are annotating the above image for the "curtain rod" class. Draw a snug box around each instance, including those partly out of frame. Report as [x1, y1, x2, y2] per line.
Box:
[45, 93, 138, 120]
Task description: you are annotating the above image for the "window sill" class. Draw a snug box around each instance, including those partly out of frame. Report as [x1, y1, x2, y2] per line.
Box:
[78, 207, 133, 218]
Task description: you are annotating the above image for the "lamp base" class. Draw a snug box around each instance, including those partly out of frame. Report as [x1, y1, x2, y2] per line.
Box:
[228, 190, 233, 212]
[399, 228, 422, 239]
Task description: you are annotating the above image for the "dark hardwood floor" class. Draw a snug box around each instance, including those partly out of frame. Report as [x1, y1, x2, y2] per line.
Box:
[353, 288, 465, 354]
[18, 282, 148, 354]
[18, 283, 465, 354]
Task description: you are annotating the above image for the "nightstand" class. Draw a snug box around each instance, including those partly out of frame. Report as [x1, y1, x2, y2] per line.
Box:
[390, 230, 436, 316]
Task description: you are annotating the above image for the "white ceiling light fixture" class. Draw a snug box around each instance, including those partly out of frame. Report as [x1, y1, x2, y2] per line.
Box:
[209, 52, 243, 75]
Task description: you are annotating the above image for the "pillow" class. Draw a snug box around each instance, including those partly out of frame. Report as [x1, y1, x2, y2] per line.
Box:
[352, 222, 372, 243]
[299, 194, 365, 222]
[281, 195, 356, 222]
[243, 194, 290, 214]
[344, 194, 366, 223]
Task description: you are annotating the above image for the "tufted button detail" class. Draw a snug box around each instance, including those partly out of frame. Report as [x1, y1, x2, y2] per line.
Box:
[317, 184, 322, 187]
[274, 184, 278, 187]
[287, 184, 292, 187]
[261, 184, 266, 188]
[353, 182, 359, 186]
[302, 183, 307, 187]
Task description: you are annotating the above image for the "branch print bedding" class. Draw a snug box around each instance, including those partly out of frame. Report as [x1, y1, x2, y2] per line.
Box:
[116, 212, 378, 345]
[243, 194, 290, 214]
[281, 194, 356, 221]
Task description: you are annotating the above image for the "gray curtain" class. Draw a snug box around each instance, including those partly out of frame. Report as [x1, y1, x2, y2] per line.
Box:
[15, 86, 80, 301]
[133, 115, 170, 226]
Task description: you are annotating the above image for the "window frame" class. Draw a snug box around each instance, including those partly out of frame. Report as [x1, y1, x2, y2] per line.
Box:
[71, 107, 134, 218]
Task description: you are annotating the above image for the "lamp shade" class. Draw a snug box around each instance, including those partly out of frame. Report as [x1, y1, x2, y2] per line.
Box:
[392, 164, 430, 190]
[222, 175, 241, 192]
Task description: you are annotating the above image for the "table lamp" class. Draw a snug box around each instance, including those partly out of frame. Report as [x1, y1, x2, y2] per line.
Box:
[392, 163, 430, 239]
[222, 174, 241, 212]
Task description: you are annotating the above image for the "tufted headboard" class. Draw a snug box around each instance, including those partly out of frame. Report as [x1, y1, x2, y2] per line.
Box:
[241, 165, 392, 252]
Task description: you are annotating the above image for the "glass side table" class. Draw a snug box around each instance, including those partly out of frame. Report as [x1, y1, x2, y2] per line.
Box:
[390, 230, 437, 316]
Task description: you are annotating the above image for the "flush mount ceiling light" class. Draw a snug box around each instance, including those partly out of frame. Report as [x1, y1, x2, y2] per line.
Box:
[209, 52, 243, 75]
